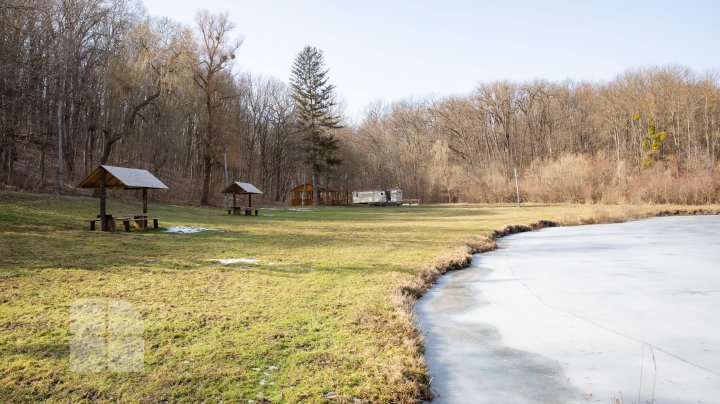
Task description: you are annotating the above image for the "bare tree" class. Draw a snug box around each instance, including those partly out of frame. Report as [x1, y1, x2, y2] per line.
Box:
[194, 9, 241, 205]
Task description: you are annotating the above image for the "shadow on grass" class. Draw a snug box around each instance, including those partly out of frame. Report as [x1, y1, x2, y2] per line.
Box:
[2, 341, 70, 359]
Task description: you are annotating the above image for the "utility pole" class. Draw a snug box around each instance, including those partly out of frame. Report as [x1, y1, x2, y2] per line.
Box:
[223, 153, 229, 209]
[514, 167, 521, 208]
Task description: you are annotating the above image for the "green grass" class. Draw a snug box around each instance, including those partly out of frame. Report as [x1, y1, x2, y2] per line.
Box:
[0, 191, 700, 402]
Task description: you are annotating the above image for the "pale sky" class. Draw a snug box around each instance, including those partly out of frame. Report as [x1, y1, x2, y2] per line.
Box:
[142, 0, 720, 122]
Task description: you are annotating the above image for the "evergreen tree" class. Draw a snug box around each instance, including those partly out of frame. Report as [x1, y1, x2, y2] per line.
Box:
[289, 46, 342, 205]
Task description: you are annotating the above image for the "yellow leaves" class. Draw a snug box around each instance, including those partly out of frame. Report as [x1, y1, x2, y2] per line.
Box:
[637, 114, 668, 169]
[633, 113, 640, 121]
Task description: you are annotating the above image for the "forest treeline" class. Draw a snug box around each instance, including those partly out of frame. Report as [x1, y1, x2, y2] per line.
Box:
[2, 0, 719, 205]
[345, 67, 720, 204]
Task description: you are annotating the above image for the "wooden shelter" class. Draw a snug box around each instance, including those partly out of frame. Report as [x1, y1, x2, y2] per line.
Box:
[222, 181, 263, 214]
[289, 183, 343, 206]
[77, 165, 168, 231]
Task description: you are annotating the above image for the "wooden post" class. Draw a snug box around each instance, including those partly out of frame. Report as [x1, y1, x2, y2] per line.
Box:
[514, 167, 521, 208]
[142, 188, 148, 214]
[142, 188, 148, 228]
[100, 167, 107, 231]
[223, 154, 229, 209]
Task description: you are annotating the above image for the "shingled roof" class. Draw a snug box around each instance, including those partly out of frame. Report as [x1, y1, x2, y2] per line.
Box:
[77, 165, 168, 190]
[221, 181, 263, 195]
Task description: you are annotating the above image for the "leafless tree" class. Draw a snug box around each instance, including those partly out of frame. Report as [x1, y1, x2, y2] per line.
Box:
[193, 9, 241, 205]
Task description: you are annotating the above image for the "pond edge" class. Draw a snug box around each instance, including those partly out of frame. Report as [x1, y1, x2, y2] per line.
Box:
[396, 207, 720, 401]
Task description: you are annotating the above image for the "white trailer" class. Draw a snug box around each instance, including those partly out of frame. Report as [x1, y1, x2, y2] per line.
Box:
[388, 189, 403, 204]
[352, 189, 403, 206]
[352, 190, 386, 204]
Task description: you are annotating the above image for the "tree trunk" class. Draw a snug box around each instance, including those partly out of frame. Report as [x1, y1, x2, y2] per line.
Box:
[100, 135, 120, 165]
[312, 172, 319, 206]
[200, 156, 212, 205]
[40, 141, 46, 190]
[55, 85, 64, 197]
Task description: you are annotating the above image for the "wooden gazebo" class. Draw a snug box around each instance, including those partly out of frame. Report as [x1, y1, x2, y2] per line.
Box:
[77, 165, 168, 231]
[221, 181, 263, 215]
[289, 184, 343, 206]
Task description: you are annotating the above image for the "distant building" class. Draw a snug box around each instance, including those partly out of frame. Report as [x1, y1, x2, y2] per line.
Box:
[352, 189, 403, 206]
[289, 183, 343, 206]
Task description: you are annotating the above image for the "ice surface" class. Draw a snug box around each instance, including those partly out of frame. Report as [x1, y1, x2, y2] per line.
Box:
[415, 215, 720, 403]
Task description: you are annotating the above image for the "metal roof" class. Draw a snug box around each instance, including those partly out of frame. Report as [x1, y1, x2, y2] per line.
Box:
[352, 188, 402, 193]
[222, 181, 263, 194]
[77, 165, 169, 190]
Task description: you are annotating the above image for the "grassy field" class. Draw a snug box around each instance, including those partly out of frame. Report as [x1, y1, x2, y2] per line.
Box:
[0, 191, 704, 402]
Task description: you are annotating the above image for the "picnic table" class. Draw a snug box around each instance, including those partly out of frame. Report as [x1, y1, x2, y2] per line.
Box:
[228, 207, 259, 216]
[89, 214, 159, 231]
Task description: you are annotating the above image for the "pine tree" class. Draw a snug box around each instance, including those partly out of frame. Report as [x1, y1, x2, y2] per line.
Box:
[289, 46, 342, 205]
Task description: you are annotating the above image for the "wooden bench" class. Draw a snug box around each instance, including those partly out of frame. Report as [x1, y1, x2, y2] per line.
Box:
[115, 217, 132, 232]
[89, 219, 101, 231]
[132, 215, 159, 229]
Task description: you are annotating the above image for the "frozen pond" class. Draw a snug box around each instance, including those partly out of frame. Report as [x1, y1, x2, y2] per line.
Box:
[415, 215, 720, 403]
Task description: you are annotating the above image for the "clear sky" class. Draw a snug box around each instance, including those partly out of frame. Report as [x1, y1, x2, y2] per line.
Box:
[142, 0, 720, 122]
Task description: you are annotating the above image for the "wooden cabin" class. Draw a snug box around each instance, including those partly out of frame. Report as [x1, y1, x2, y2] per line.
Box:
[289, 184, 343, 206]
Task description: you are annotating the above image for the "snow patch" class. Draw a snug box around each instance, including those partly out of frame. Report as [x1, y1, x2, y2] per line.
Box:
[164, 226, 209, 234]
[215, 258, 260, 265]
